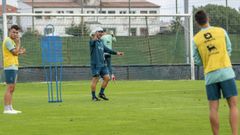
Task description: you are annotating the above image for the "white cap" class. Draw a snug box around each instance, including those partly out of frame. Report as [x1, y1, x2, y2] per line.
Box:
[92, 27, 103, 33]
[89, 27, 103, 37]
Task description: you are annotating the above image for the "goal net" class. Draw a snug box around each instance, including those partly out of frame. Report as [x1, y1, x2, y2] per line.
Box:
[1, 13, 194, 81]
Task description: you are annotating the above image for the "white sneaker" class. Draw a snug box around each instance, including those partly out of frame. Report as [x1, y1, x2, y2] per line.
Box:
[12, 109, 22, 114]
[3, 110, 19, 114]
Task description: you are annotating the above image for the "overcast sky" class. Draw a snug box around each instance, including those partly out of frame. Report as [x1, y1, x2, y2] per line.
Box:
[1, 0, 240, 14]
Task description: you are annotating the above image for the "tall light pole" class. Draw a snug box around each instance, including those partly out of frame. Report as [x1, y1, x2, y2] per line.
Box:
[2, 0, 6, 15]
[32, 0, 35, 31]
[100, 0, 102, 13]
[176, 0, 178, 14]
[225, 0, 229, 32]
[80, 0, 84, 36]
[2, 0, 6, 38]
[128, 0, 131, 36]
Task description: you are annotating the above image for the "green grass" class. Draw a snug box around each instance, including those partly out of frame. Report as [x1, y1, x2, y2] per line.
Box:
[0, 80, 239, 135]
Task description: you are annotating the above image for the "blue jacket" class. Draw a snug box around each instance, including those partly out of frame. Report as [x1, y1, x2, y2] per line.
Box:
[89, 39, 117, 67]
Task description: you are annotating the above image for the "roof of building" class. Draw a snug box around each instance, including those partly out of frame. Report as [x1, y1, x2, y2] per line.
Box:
[0, 5, 17, 16]
[102, 2, 160, 8]
[23, 0, 160, 8]
[25, 2, 81, 8]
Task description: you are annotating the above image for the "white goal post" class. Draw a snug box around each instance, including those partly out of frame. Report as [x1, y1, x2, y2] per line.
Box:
[2, 13, 195, 80]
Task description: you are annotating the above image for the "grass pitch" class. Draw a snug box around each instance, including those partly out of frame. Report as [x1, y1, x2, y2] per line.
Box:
[0, 80, 239, 135]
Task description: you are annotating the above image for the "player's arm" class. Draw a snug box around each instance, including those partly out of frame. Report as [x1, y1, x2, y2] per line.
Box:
[89, 33, 98, 46]
[224, 30, 232, 56]
[6, 40, 25, 56]
[103, 45, 124, 56]
[192, 41, 202, 66]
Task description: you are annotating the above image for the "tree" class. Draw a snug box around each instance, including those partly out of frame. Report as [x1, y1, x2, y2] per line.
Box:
[193, 4, 240, 34]
[65, 22, 89, 36]
[170, 17, 184, 33]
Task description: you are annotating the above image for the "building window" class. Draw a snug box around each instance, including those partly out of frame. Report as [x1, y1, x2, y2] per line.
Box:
[66, 11, 74, 14]
[130, 28, 137, 36]
[149, 10, 157, 14]
[129, 11, 136, 14]
[35, 11, 42, 19]
[120, 11, 127, 14]
[57, 11, 64, 14]
[140, 28, 148, 36]
[108, 11, 115, 14]
[99, 10, 106, 14]
[102, 28, 116, 35]
[44, 11, 52, 19]
[140, 11, 148, 14]
[87, 10, 95, 14]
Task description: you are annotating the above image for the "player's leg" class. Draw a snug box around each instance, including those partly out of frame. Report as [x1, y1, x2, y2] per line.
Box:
[206, 83, 221, 135]
[106, 55, 112, 76]
[90, 65, 100, 101]
[91, 77, 100, 101]
[98, 66, 110, 100]
[209, 100, 220, 135]
[220, 79, 238, 135]
[3, 70, 20, 114]
[4, 84, 15, 109]
[227, 96, 238, 135]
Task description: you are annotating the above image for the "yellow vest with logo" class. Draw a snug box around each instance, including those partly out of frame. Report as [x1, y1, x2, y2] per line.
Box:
[2, 37, 19, 68]
[194, 27, 231, 74]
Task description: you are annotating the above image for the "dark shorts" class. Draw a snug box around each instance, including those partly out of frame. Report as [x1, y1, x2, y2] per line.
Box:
[206, 78, 238, 100]
[4, 70, 18, 84]
[91, 65, 109, 78]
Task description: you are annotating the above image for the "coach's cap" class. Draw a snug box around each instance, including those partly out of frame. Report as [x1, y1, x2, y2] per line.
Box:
[93, 27, 103, 33]
[89, 27, 104, 37]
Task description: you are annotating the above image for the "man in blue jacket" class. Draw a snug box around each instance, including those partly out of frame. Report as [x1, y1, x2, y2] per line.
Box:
[89, 27, 124, 101]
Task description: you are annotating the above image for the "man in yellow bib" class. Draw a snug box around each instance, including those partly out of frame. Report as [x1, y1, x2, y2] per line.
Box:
[2, 25, 26, 114]
[193, 11, 238, 135]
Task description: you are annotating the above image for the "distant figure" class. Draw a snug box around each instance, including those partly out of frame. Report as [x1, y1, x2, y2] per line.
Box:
[193, 10, 238, 135]
[2, 25, 26, 114]
[101, 30, 117, 80]
[89, 27, 124, 101]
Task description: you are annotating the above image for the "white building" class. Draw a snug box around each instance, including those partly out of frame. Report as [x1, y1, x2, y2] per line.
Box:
[17, 0, 163, 36]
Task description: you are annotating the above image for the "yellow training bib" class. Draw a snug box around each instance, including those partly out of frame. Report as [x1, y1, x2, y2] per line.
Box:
[194, 27, 231, 74]
[2, 37, 19, 68]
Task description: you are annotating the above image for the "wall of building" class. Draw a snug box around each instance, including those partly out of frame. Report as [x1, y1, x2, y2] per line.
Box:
[16, 3, 163, 36]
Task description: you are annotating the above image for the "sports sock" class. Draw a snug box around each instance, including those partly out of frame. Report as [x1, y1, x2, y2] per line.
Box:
[92, 91, 96, 98]
[100, 88, 105, 95]
[4, 105, 11, 111]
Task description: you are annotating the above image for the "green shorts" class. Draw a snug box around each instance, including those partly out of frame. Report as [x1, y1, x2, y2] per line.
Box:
[206, 78, 238, 101]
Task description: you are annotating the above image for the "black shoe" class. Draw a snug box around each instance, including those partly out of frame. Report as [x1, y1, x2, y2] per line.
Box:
[98, 94, 109, 101]
[92, 97, 100, 101]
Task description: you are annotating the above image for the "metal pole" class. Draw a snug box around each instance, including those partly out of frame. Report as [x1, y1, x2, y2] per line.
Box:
[1, 0, 7, 80]
[128, 0, 131, 36]
[32, 0, 35, 31]
[100, 0, 102, 13]
[2, 0, 6, 34]
[190, 14, 195, 80]
[2, 0, 7, 39]
[225, 0, 229, 32]
[2, 0, 6, 16]
[184, 0, 190, 64]
[145, 16, 152, 64]
[80, 0, 84, 36]
[176, 0, 178, 14]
